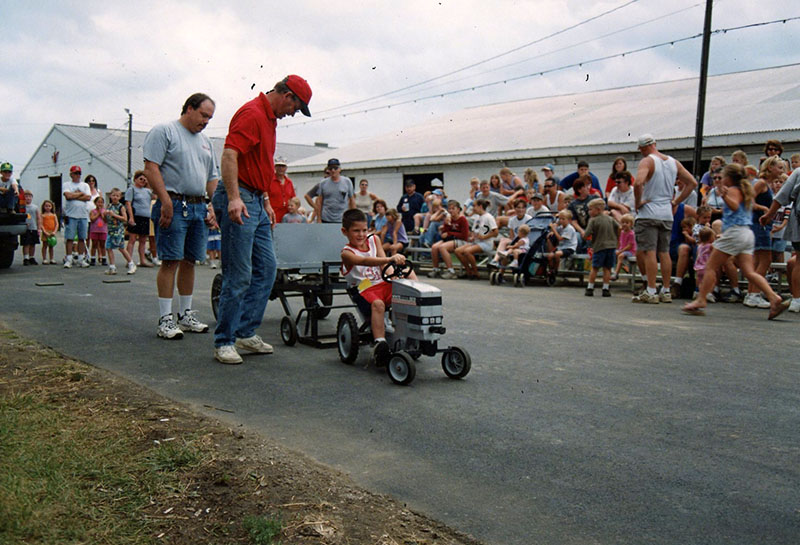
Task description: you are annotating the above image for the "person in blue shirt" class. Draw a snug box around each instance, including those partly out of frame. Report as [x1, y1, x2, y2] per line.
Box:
[397, 179, 424, 233]
[559, 160, 603, 195]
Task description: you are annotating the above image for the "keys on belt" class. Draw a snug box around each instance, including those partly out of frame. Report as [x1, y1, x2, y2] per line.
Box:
[182, 200, 188, 218]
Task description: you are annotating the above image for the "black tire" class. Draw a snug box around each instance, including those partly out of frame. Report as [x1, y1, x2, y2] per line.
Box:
[442, 346, 472, 379]
[387, 351, 416, 385]
[211, 273, 223, 320]
[280, 315, 298, 346]
[336, 312, 359, 364]
[0, 238, 15, 269]
[546, 272, 557, 286]
[304, 292, 332, 319]
[489, 271, 497, 285]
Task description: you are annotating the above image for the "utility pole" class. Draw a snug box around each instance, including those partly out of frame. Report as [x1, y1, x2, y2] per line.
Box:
[692, 0, 713, 179]
[125, 108, 133, 188]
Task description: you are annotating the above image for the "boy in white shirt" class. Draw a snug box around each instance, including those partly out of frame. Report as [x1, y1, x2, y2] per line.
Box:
[454, 199, 498, 280]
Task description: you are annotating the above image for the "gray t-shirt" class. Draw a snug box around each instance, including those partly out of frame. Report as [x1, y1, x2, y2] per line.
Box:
[25, 203, 39, 230]
[774, 169, 800, 242]
[125, 185, 152, 217]
[62, 180, 90, 219]
[319, 176, 354, 223]
[142, 119, 219, 196]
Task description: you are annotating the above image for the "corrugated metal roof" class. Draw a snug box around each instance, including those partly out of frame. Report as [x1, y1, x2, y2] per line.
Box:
[291, 63, 800, 171]
[51, 124, 327, 178]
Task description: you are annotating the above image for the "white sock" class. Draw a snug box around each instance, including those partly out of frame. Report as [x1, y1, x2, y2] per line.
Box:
[179, 295, 192, 315]
[159, 298, 173, 319]
[587, 282, 594, 289]
[673, 277, 682, 285]
[374, 337, 386, 344]
[647, 287, 657, 295]
[602, 283, 609, 290]
[447, 267, 455, 273]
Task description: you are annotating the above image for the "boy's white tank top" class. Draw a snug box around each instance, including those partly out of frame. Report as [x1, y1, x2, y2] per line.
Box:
[341, 234, 385, 292]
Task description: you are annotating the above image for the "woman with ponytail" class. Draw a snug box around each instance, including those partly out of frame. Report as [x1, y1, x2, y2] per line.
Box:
[683, 163, 789, 319]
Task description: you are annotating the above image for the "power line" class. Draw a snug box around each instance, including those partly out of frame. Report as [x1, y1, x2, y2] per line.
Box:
[284, 16, 800, 128]
[314, 0, 642, 116]
[361, 2, 703, 107]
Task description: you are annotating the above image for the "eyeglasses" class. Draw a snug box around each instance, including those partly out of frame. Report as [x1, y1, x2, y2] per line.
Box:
[544, 185, 553, 189]
[712, 176, 722, 181]
[766, 147, 780, 152]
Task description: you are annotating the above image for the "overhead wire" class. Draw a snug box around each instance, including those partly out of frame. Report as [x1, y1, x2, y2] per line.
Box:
[283, 16, 800, 128]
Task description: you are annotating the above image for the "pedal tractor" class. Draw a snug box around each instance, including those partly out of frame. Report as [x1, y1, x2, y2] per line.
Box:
[336, 262, 471, 386]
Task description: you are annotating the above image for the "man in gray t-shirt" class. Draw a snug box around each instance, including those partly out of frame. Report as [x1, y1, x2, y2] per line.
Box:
[143, 93, 220, 341]
[316, 158, 355, 223]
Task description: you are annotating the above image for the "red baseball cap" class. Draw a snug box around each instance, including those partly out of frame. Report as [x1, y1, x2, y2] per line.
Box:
[284, 75, 312, 117]
[70, 165, 82, 174]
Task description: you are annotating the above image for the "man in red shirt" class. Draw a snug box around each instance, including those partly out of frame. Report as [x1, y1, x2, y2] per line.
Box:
[212, 75, 312, 365]
[268, 157, 296, 223]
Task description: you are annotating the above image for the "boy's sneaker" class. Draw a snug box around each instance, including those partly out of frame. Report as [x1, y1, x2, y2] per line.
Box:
[602, 288, 611, 297]
[705, 292, 716, 303]
[488, 260, 500, 268]
[157, 315, 184, 340]
[440, 270, 458, 279]
[235, 335, 273, 354]
[29, 258, 38, 265]
[90, 257, 96, 266]
[101, 257, 108, 266]
[177, 310, 209, 333]
[632, 291, 659, 304]
[63, 257, 73, 269]
[209, 259, 217, 269]
[788, 299, 800, 313]
[584, 287, 594, 297]
[151, 256, 162, 266]
[659, 291, 672, 303]
[427, 269, 441, 278]
[23, 258, 29, 266]
[214, 345, 243, 365]
[509, 259, 519, 269]
[78, 257, 89, 268]
[104, 266, 117, 275]
[49, 259, 56, 264]
[743, 293, 770, 308]
[372, 340, 390, 367]
[126, 262, 137, 275]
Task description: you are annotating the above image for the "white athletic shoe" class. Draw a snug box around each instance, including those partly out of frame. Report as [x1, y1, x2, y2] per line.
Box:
[753, 293, 771, 309]
[157, 315, 184, 340]
[744, 293, 770, 308]
[63, 256, 73, 269]
[126, 261, 137, 275]
[234, 335, 274, 354]
[215, 345, 243, 364]
[177, 310, 209, 333]
[789, 299, 800, 313]
[78, 256, 89, 268]
[104, 266, 117, 275]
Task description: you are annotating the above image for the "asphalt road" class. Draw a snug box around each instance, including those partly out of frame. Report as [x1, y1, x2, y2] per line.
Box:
[2, 255, 799, 545]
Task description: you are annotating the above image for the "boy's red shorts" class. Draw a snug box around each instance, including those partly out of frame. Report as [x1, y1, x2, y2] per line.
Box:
[360, 281, 392, 307]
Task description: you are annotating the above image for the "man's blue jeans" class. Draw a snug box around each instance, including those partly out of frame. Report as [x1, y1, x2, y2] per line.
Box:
[212, 184, 277, 347]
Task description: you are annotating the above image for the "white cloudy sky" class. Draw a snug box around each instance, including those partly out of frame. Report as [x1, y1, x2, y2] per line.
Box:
[2, 0, 798, 170]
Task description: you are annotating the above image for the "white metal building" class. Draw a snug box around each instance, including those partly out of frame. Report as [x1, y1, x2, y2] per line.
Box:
[288, 63, 800, 206]
[18, 123, 330, 215]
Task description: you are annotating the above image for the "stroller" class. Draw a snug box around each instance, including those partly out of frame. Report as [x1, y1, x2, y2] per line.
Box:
[489, 212, 556, 287]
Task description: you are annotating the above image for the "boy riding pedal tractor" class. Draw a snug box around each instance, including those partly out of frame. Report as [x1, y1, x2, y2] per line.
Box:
[340, 209, 417, 365]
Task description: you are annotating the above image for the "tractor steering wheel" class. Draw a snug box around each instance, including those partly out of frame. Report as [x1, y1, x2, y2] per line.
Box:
[381, 260, 414, 282]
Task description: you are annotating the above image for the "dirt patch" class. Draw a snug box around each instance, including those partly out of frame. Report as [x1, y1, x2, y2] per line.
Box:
[0, 329, 483, 544]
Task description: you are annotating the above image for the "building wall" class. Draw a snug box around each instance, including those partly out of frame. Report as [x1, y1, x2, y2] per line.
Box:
[19, 131, 128, 214]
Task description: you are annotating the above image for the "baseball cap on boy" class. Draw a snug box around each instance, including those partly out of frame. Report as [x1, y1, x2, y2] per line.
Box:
[0, 162, 12, 172]
[542, 163, 554, 172]
[69, 165, 82, 174]
[284, 75, 312, 117]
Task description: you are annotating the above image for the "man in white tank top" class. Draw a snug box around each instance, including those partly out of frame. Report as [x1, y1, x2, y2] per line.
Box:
[632, 134, 697, 303]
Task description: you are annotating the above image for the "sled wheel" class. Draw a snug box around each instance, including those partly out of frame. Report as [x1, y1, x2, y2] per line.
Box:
[211, 273, 223, 320]
[546, 272, 557, 286]
[336, 313, 360, 364]
[280, 316, 298, 346]
[489, 271, 497, 285]
[387, 351, 416, 385]
[442, 346, 472, 379]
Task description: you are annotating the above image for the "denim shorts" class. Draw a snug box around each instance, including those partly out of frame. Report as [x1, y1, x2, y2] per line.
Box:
[751, 222, 772, 251]
[591, 248, 616, 269]
[63, 216, 88, 240]
[152, 199, 208, 262]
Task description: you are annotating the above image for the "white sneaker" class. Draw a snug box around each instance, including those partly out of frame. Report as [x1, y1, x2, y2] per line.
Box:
[753, 293, 771, 309]
[789, 299, 800, 313]
[706, 292, 716, 303]
[126, 261, 137, 275]
[157, 315, 184, 340]
[234, 335, 273, 354]
[632, 291, 659, 304]
[104, 266, 117, 275]
[210, 260, 217, 269]
[509, 259, 519, 269]
[215, 345, 243, 364]
[151, 256, 162, 266]
[78, 257, 89, 268]
[177, 310, 209, 333]
[63, 257, 73, 269]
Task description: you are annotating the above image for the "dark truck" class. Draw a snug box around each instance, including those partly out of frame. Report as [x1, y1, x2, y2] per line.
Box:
[0, 199, 27, 268]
